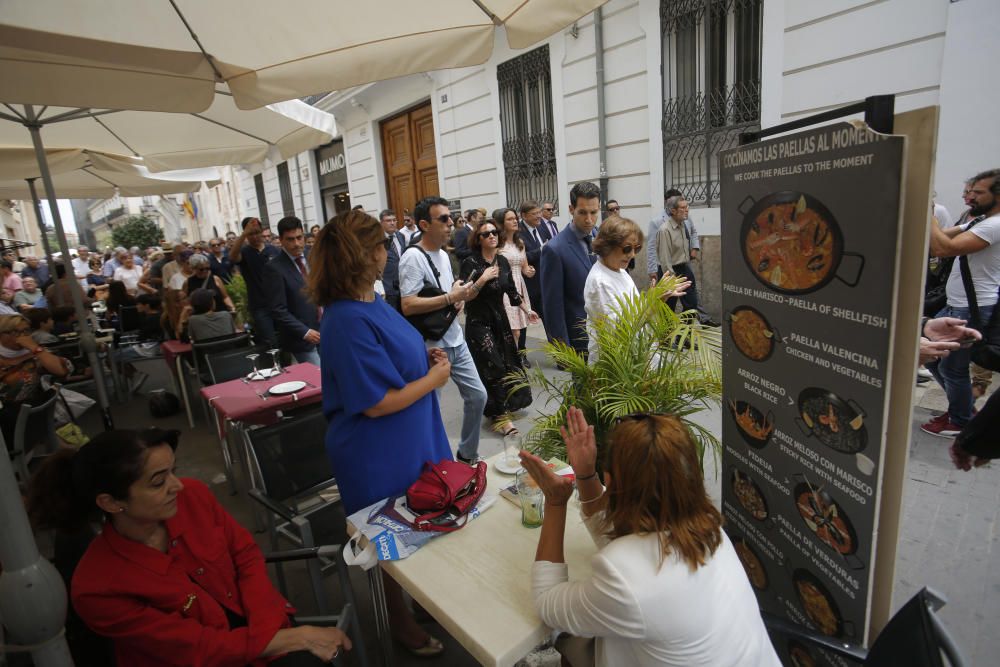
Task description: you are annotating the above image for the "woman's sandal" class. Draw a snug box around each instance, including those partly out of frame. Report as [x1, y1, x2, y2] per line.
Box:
[493, 419, 519, 437]
[396, 634, 445, 658]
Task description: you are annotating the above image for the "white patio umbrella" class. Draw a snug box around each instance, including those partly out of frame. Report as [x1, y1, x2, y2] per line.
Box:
[0, 148, 220, 198]
[0, 147, 219, 270]
[0, 97, 335, 172]
[1, 0, 609, 111]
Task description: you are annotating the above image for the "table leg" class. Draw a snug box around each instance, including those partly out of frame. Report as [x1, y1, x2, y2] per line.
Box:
[218, 418, 239, 496]
[175, 356, 195, 429]
[107, 348, 124, 403]
[237, 423, 267, 533]
[366, 566, 394, 667]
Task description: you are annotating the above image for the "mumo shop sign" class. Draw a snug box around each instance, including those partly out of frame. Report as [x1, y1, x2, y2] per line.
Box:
[319, 153, 346, 176]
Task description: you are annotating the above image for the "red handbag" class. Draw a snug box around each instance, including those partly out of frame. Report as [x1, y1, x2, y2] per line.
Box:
[406, 459, 488, 532]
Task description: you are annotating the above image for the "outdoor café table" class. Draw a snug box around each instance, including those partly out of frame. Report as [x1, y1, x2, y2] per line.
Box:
[161, 339, 194, 427]
[199, 362, 322, 500]
[349, 452, 597, 667]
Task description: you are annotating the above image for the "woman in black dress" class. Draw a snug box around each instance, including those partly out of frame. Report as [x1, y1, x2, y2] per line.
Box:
[459, 218, 536, 435]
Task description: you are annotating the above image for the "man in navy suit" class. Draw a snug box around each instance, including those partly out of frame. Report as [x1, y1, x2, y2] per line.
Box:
[268, 216, 320, 364]
[540, 182, 601, 357]
[379, 208, 407, 311]
[518, 199, 551, 353]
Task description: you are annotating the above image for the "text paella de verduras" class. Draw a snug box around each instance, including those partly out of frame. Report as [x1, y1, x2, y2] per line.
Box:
[722, 125, 891, 169]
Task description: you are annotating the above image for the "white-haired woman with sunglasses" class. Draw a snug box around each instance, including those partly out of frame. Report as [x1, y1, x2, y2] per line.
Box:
[583, 216, 690, 364]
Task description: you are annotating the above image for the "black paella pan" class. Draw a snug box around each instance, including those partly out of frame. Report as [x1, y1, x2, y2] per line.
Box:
[795, 387, 868, 454]
[738, 191, 865, 295]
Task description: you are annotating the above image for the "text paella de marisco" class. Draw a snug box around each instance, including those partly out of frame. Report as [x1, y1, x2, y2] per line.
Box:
[722, 284, 889, 329]
[722, 126, 892, 169]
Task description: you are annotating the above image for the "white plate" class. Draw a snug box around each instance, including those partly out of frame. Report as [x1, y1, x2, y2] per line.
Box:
[268, 380, 307, 395]
[247, 368, 282, 380]
[493, 456, 523, 475]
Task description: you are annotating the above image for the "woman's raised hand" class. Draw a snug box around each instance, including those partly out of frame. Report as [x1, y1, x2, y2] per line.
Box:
[480, 265, 500, 284]
[518, 450, 575, 507]
[560, 407, 598, 477]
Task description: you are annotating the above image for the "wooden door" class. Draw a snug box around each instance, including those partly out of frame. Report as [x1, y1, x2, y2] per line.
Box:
[381, 101, 438, 221]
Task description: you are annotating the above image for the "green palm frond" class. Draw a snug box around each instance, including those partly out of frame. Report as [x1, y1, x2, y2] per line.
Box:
[510, 276, 723, 472]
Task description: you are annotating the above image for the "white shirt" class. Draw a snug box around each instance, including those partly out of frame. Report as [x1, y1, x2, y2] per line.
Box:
[400, 226, 418, 245]
[398, 245, 463, 348]
[584, 261, 638, 363]
[72, 256, 90, 289]
[113, 265, 144, 293]
[933, 203, 954, 229]
[168, 270, 188, 292]
[533, 511, 780, 667]
[945, 213, 1000, 308]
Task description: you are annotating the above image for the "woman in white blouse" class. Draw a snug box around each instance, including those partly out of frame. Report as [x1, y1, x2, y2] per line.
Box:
[583, 216, 689, 363]
[519, 408, 781, 667]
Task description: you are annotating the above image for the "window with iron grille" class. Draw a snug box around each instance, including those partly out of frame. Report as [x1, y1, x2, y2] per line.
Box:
[661, 0, 762, 206]
[498, 44, 558, 209]
[253, 173, 270, 226]
[276, 161, 295, 217]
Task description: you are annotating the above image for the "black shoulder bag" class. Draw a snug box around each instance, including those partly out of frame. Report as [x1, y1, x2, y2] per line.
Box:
[957, 216, 1000, 372]
[402, 245, 458, 340]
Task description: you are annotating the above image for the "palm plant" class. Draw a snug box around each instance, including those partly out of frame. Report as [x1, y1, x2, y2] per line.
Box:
[513, 277, 722, 471]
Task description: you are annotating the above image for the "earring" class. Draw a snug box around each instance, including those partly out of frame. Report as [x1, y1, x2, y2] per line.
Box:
[118, 507, 126, 513]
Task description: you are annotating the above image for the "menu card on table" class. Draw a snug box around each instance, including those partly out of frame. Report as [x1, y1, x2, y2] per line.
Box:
[719, 122, 906, 667]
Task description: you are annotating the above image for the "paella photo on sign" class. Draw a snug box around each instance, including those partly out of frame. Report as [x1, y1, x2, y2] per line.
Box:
[739, 191, 864, 294]
[728, 399, 775, 449]
[733, 537, 769, 591]
[796, 387, 868, 454]
[728, 305, 779, 362]
[794, 478, 863, 569]
[731, 469, 770, 521]
[793, 568, 849, 638]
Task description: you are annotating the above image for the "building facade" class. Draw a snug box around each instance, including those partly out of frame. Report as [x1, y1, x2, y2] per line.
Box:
[199, 0, 999, 317]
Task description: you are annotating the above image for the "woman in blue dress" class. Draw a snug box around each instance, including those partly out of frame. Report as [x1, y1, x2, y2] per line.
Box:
[307, 208, 451, 658]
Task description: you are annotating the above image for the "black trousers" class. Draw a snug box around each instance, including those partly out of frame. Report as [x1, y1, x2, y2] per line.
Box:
[665, 262, 699, 313]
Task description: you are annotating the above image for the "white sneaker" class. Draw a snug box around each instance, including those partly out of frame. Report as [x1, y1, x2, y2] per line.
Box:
[917, 367, 933, 379]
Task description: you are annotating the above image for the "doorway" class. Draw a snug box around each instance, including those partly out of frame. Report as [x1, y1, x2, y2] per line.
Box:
[380, 101, 439, 221]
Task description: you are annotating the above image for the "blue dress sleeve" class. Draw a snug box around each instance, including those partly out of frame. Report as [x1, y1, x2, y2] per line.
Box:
[326, 314, 407, 416]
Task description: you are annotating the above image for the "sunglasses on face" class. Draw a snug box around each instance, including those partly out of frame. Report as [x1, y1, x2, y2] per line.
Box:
[620, 244, 642, 254]
[607, 207, 620, 214]
[478, 230, 499, 238]
[543, 207, 554, 212]
[210, 242, 221, 247]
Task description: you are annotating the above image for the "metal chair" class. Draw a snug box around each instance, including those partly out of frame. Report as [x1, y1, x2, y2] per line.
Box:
[244, 407, 347, 613]
[764, 587, 968, 667]
[180, 332, 252, 424]
[264, 546, 369, 667]
[205, 345, 269, 385]
[8, 390, 60, 482]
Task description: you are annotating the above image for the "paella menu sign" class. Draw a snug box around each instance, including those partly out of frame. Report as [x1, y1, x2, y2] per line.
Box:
[719, 122, 905, 667]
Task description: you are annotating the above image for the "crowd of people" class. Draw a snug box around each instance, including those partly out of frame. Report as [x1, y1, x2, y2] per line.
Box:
[9, 171, 997, 667]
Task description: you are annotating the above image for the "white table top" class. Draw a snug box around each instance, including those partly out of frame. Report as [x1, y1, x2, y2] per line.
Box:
[375, 453, 598, 667]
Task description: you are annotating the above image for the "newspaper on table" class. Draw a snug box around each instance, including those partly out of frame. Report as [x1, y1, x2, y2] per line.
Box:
[344, 492, 496, 570]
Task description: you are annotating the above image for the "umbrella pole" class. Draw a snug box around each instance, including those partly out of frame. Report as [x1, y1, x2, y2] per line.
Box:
[0, 431, 74, 667]
[25, 178, 58, 282]
[23, 105, 114, 431]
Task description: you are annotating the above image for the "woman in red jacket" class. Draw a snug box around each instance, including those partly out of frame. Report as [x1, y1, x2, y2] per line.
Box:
[29, 428, 351, 666]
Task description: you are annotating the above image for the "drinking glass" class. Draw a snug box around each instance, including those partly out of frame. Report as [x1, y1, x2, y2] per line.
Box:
[245, 353, 260, 380]
[267, 348, 283, 376]
[516, 469, 544, 528]
[502, 432, 522, 471]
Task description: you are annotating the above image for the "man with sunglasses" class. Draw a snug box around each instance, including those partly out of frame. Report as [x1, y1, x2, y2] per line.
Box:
[207, 238, 233, 283]
[399, 196, 488, 464]
[540, 201, 559, 238]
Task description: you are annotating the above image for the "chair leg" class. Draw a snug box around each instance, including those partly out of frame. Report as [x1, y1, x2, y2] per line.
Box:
[176, 357, 195, 429]
[267, 514, 288, 599]
[295, 518, 329, 615]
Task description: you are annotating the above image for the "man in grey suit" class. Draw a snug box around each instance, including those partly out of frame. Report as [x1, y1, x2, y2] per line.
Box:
[379, 208, 407, 311]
